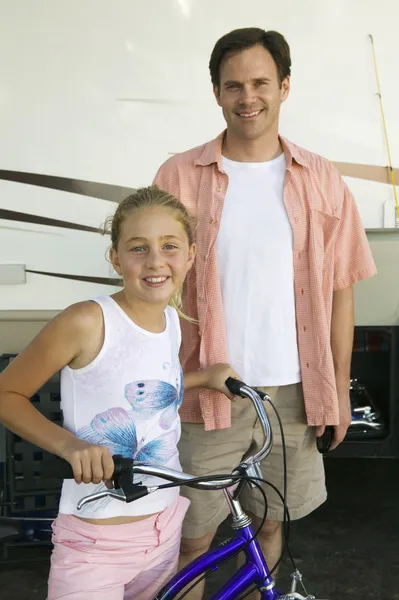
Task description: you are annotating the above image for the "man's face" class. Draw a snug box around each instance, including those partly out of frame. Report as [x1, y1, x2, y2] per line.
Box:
[214, 44, 290, 142]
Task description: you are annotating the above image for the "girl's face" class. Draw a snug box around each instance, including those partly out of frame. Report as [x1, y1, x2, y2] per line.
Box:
[110, 206, 196, 307]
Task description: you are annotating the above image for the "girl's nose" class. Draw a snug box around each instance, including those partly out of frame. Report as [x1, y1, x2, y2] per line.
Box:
[145, 247, 164, 269]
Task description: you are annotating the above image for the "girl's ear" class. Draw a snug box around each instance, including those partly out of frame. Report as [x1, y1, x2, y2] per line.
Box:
[187, 243, 196, 271]
[109, 247, 122, 276]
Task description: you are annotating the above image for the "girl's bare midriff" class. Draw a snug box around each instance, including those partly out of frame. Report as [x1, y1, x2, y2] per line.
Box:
[76, 513, 158, 525]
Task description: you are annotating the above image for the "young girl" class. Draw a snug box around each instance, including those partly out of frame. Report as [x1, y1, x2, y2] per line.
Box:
[0, 186, 239, 600]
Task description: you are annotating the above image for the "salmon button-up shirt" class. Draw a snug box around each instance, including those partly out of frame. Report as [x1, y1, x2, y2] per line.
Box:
[154, 132, 376, 431]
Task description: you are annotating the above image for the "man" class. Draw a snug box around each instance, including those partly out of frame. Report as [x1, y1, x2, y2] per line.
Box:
[154, 28, 376, 598]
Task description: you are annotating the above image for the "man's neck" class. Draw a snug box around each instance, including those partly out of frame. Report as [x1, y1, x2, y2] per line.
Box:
[222, 131, 283, 163]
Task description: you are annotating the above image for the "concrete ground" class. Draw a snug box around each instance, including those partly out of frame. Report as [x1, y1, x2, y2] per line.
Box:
[1, 457, 398, 599]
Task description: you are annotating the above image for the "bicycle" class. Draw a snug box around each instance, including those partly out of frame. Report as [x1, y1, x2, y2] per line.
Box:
[44, 378, 323, 600]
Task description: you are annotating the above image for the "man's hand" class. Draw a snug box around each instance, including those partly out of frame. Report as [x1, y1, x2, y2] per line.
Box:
[316, 392, 352, 451]
[331, 392, 352, 450]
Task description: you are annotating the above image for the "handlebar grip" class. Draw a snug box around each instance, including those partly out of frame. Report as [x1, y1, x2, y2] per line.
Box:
[41, 458, 75, 479]
[225, 378, 268, 402]
[41, 454, 129, 481]
[225, 377, 246, 397]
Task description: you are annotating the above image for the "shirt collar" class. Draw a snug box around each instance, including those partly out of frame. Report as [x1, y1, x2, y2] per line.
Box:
[194, 130, 309, 171]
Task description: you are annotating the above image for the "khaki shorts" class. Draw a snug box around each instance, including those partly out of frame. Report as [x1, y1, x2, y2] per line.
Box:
[178, 383, 326, 539]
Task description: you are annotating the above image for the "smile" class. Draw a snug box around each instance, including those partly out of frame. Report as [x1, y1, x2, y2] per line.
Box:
[144, 276, 169, 283]
[237, 109, 262, 118]
[236, 108, 263, 119]
[142, 276, 171, 288]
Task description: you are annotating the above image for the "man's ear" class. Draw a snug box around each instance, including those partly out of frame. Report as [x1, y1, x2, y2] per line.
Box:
[109, 247, 122, 276]
[213, 85, 222, 107]
[280, 76, 290, 102]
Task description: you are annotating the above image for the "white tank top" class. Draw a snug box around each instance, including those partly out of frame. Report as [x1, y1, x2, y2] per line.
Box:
[58, 296, 183, 519]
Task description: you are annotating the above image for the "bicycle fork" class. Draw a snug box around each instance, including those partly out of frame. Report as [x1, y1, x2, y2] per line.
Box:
[224, 483, 315, 600]
[223, 486, 279, 599]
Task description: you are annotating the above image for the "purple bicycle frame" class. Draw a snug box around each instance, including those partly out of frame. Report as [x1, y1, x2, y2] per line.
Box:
[155, 523, 281, 600]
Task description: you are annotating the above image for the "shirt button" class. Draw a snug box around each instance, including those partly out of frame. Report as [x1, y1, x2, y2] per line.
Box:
[298, 252, 301, 259]
[306, 362, 310, 368]
[303, 326, 307, 332]
[198, 330, 202, 337]
[301, 289, 304, 296]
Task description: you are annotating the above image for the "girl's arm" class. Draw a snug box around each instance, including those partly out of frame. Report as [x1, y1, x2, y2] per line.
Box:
[0, 302, 114, 484]
[184, 363, 241, 400]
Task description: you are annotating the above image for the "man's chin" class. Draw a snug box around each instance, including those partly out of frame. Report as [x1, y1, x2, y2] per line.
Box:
[236, 127, 269, 141]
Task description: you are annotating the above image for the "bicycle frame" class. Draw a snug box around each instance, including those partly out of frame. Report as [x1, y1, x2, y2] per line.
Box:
[155, 522, 280, 600]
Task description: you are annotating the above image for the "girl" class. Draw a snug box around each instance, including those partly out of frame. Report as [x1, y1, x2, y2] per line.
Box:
[0, 186, 239, 600]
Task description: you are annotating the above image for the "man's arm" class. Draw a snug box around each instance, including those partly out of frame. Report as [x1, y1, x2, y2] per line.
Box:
[330, 285, 354, 449]
[318, 171, 376, 447]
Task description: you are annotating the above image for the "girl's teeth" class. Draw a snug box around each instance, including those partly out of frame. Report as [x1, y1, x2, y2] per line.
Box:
[146, 277, 167, 283]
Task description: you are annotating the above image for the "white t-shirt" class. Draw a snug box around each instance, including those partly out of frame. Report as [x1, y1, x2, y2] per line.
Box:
[216, 153, 301, 387]
[59, 296, 183, 519]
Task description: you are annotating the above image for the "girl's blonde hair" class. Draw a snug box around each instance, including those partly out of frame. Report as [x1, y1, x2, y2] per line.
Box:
[105, 185, 196, 320]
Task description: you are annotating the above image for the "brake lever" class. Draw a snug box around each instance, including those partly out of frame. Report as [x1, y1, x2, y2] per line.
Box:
[76, 455, 151, 509]
[77, 488, 127, 510]
[255, 389, 271, 402]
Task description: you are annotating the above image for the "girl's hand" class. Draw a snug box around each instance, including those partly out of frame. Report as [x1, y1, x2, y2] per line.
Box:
[60, 438, 115, 486]
[201, 363, 242, 400]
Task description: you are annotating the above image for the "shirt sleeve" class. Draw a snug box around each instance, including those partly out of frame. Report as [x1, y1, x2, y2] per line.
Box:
[333, 179, 377, 290]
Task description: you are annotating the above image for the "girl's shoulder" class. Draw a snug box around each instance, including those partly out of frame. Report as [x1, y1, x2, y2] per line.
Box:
[61, 300, 103, 331]
[50, 300, 105, 353]
[58, 301, 105, 370]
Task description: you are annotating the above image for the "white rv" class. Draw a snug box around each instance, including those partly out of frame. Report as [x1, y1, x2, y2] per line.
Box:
[0, 1, 398, 457]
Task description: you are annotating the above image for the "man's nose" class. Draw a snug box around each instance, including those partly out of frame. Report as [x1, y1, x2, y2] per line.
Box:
[238, 84, 256, 105]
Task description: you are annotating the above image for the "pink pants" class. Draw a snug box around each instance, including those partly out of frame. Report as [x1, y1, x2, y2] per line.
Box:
[47, 496, 189, 600]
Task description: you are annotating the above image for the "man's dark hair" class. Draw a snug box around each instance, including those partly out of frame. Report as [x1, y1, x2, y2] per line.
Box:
[209, 28, 291, 88]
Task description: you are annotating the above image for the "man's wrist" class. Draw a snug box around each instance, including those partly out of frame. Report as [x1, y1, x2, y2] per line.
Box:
[335, 371, 350, 391]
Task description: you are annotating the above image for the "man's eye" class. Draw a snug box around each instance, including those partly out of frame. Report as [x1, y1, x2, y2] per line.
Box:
[131, 246, 146, 252]
[164, 244, 178, 250]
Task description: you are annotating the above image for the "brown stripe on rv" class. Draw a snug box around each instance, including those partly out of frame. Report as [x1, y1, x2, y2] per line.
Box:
[0, 170, 134, 203]
[0, 208, 105, 234]
[26, 269, 121, 286]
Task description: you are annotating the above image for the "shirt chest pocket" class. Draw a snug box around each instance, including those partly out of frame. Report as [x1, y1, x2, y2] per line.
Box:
[309, 209, 340, 268]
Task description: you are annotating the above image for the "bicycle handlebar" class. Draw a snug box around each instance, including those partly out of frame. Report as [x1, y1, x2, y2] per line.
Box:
[42, 378, 273, 509]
